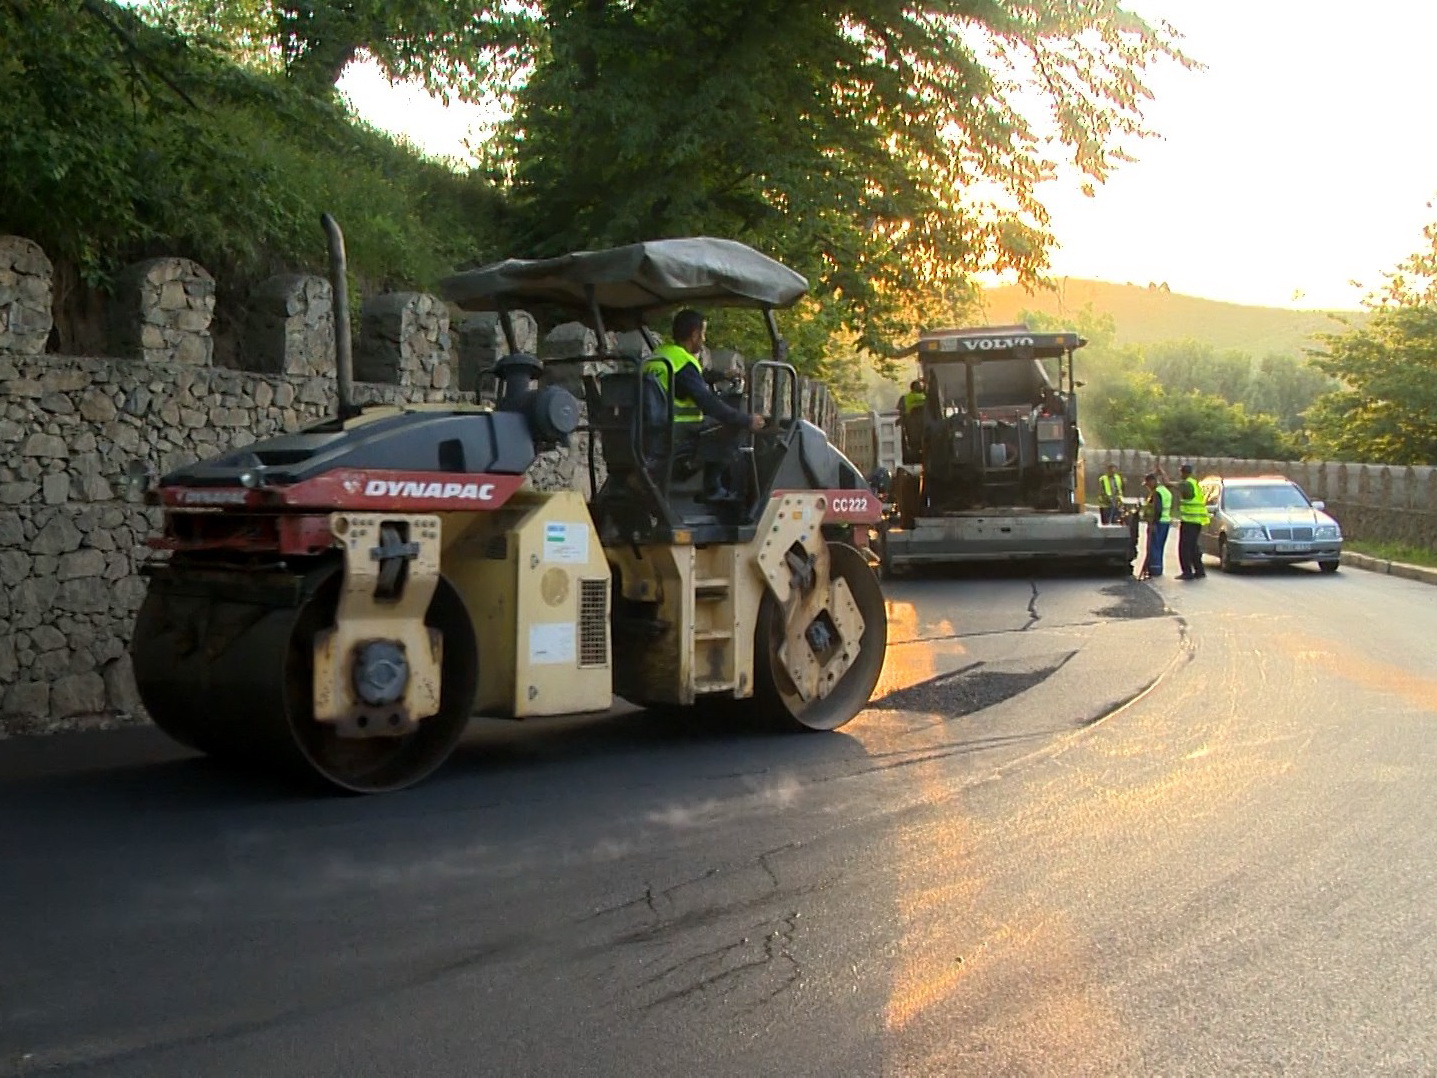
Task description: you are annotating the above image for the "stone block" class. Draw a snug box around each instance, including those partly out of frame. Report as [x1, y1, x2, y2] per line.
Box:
[57, 576, 110, 612]
[57, 548, 106, 580]
[31, 514, 82, 554]
[30, 624, 65, 651]
[103, 655, 143, 714]
[108, 257, 215, 365]
[0, 236, 54, 355]
[356, 291, 453, 387]
[78, 389, 118, 423]
[0, 548, 31, 586]
[2, 680, 48, 718]
[51, 671, 106, 718]
[0, 481, 37, 504]
[22, 432, 66, 458]
[244, 274, 336, 376]
[42, 472, 69, 504]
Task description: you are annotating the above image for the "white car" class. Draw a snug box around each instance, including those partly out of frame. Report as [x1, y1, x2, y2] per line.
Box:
[1198, 475, 1343, 573]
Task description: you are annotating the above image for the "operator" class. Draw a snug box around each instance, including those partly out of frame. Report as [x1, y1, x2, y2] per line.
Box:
[645, 308, 765, 502]
[900, 379, 927, 462]
[1099, 462, 1125, 525]
[1175, 463, 1210, 580]
[901, 380, 927, 416]
[1140, 470, 1173, 578]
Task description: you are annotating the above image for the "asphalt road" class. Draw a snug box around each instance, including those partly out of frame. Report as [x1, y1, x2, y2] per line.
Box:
[3, 552, 1436, 1076]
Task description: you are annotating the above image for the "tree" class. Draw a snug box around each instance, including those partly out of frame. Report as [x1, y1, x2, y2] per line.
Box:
[496, 0, 1188, 371]
[1246, 352, 1333, 433]
[1305, 305, 1437, 465]
[1149, 391, 1296, 461]
[1144, 340, 1252, 404]
[147, 0, 539, 99]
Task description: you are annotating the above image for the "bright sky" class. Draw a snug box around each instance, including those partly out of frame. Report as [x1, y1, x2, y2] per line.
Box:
[339, 0, 1437, 313]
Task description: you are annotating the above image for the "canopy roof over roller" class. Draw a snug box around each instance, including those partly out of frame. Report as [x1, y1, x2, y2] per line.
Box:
[440, 237, 809, 315]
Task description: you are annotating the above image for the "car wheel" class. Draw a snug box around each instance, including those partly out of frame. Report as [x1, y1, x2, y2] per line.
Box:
[1218, 535, 1238, 572]
[1319, 559, 1340, 574]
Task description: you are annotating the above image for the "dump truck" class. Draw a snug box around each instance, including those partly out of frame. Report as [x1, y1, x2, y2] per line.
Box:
[126, 219, 889, 793]
[876, 324, 1136, 574]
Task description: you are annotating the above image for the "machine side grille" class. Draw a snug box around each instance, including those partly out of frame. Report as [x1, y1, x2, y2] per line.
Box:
[1268, 527, 1291, 540]
[578, 578, 609, 668]
[1292, 526, 1314, 542]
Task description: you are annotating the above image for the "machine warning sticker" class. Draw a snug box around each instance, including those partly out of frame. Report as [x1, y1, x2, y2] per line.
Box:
[543, 522, 589, 564]
[529, 622, 576, 665]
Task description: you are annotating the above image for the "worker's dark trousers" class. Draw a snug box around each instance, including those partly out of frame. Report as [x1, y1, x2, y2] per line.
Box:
[1178, 521, 1205, 577]
[1146, 521, 1170, 576]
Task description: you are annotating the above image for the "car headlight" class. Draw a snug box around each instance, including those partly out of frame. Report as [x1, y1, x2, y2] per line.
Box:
[1232, 526, 1265, 540]
[1314, 525, 1340, 540]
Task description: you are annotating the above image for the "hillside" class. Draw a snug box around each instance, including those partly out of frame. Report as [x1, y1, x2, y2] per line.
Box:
[979, 278, 1364, 356]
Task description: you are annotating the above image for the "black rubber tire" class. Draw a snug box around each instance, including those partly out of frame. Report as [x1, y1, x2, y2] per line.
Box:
[753, 542, 888, 732]
[1319, 560, 1340, 574]
[1218, 536, 1237, 573]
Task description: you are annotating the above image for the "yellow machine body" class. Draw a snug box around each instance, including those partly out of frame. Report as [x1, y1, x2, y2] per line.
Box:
[607, 492, 865, 708]
[439, 490, 613, 718]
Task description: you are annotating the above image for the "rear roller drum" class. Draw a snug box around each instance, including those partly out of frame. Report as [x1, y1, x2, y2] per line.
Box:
[133, 566, 478, 793]
[754, 541, 887, 732]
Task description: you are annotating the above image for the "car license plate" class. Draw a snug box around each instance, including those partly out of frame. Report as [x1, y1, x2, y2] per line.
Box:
[1275, 543, 1309, 553]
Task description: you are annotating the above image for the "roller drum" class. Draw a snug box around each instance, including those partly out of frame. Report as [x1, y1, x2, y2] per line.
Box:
[131, 564, 478, 793]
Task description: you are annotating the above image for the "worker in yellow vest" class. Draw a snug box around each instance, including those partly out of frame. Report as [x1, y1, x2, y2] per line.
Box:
[1098, 463, 1125, 524]
[900, 380, 927, 416]
[899, 379, 927, 463]
[1175, 462, 1210, 579]
[644, 309, 765, 502]
[1140, 471, 1173, 578]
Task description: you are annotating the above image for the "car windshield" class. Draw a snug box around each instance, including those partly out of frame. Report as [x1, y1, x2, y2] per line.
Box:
[1224, 483, 1310, 511]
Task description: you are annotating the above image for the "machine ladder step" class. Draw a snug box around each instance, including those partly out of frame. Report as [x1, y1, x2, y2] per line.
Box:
[694, 577, 731, 600]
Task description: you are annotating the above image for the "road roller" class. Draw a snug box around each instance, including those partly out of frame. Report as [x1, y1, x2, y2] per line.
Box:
[127, 219, 888, 793]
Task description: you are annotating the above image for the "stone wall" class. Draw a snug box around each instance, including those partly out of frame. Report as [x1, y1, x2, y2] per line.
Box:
[1087, 449, 1437, 550]
[0, 353, 449, 730]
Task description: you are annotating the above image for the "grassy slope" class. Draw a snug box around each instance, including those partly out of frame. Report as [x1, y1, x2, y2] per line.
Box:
[979, 278, 1364, 356]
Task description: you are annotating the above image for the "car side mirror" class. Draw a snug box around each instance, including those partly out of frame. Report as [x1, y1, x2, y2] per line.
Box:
[1311, 499, 1325, 511]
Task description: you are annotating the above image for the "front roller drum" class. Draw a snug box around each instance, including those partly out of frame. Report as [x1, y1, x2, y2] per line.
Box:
[132, 567, 478, 793]
[754, 541, 887, 732]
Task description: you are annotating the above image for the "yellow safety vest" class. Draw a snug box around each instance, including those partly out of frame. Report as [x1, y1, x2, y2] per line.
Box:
[1153, 484, 1173, 523]
[644, 343, 704, 424]
[901, 391, 926, 414]
[1177, 477, 1210, 525]
[1099, 473, 1124, 501]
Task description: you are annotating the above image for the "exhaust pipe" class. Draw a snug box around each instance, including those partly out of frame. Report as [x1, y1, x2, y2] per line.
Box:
[321, 213, 355, 420]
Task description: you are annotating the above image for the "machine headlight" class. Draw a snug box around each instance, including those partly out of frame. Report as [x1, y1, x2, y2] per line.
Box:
[1314, 524, 1341, 540]
[1232, 526, 1265, 540]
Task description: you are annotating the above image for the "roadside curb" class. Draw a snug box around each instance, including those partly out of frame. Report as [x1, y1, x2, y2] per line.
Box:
[1341, 550, 1437, 586]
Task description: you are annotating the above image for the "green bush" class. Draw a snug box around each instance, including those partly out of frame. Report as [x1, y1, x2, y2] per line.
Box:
[0, 0, 502, 297]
